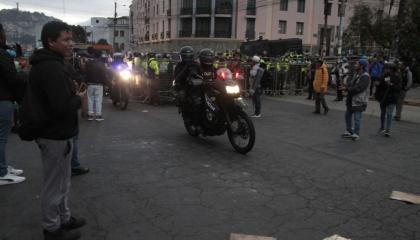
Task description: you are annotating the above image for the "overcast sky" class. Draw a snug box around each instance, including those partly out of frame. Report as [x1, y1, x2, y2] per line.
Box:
[0, 0, 131, 25]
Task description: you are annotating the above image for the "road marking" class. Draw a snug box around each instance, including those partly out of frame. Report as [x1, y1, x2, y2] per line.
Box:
[323, 234, 351, 240]
[230, 233, 276, 240]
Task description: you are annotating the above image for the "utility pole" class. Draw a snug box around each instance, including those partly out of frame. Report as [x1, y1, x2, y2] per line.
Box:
[113, 1, 117, 52]
[320, 0, 329, 57]
[337, 0, 345, 56]
[16, 2, 19, 11]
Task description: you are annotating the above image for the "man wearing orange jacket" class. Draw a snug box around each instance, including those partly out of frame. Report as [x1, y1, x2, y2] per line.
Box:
[313, 59, 330, 114]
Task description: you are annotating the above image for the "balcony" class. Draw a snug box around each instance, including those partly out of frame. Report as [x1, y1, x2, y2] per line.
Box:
[179, 30, 192, 37]
[180, 7, 192, 15]
[215, 7, 232, 14]
[214, 30, 231, 38]
[245, 30, 255, 40]
[196, 7, 211, 14]
[167, 9, 171, 16]
[166, 30, 171, 38]
[144, 16, 150, 24]
[195, 30, 210, 38]
[246, 7, 256, 15]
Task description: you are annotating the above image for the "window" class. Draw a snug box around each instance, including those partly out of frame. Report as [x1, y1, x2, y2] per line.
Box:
[215, 0, 233, 14]
[214, 18, 231, 38]
[120, 43, 125, 51]
[246, 18, 255, 39]
[280, 0, 288, 11]
[296, 22, 304, 35]
[114, 30, 119, 37]
[338, 4, 345, 17]
[157, 4, 159, 15]
[246, 0, 256, 15]
[120, 30, 125, 37]
[297, 0, 305, 13]
[324, 2, 332, 16]
[195, 18, 210, 37]
[278, 20, 287, 34]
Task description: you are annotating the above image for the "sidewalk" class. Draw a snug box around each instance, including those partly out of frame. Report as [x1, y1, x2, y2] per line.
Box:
[266, 94, 420, 124]
[405, 86, 420, 106]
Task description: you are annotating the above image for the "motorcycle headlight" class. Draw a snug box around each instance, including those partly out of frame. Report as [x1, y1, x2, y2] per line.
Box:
[119, 70, 131, 81]
[226, 85, 240, 94]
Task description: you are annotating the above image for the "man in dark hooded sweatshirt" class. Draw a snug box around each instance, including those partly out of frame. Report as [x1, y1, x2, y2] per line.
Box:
[23, 21, 86, 240]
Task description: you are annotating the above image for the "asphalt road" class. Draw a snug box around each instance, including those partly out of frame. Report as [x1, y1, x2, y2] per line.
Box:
[1, 96, 420, 240]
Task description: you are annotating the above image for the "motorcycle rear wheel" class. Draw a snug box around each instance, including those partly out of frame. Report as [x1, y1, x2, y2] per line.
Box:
[227, 110, 255, 154]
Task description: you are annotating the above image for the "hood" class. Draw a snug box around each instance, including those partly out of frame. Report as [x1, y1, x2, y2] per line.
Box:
[30, 49, 64, 66]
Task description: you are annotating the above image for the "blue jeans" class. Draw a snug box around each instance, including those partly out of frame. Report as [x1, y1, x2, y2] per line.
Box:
[380, 103, 396, 131]
[0, 101, 14, 177]
[71, 136, 80, 169]
[345, 109, 363, 135]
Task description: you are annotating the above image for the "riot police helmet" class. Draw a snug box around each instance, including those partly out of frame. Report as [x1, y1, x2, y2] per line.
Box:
[180, 46, 194, 62]
[199, 48, 215, 67]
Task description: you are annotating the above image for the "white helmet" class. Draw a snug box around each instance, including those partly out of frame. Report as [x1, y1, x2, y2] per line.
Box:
[252, 55, 261, 63]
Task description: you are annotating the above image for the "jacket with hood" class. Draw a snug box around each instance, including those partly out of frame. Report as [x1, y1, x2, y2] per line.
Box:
[375, 73, 402, 105]
[21, 49, 81, 140]
[346, 71, 371, 112]
[0, 44, 26, 102]
[313, 64, 329, 93]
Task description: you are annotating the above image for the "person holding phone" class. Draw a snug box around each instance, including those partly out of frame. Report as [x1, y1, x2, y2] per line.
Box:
[374, 62, 402, 137]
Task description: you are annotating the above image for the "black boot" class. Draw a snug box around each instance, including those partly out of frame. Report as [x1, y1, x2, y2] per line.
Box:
[43, 228, 81, 240]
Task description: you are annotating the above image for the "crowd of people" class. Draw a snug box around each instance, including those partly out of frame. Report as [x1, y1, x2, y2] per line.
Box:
[0, 20, 417, 240]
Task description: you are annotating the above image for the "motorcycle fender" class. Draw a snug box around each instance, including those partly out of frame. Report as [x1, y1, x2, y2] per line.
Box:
[234, 97, 247, 109]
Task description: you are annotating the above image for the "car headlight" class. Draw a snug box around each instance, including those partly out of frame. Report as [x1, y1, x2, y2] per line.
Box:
[226, 85, 240, 94]
[119, 70, 131, 81]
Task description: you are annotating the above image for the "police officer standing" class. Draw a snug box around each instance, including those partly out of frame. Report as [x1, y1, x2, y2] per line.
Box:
[148, 52, 160, 105]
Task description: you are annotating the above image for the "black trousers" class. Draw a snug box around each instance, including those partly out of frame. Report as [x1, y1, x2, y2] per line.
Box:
[315, 93, 328, 112]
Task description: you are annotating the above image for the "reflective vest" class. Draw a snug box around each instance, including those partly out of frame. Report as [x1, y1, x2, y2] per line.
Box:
[147, 58, 160, 77]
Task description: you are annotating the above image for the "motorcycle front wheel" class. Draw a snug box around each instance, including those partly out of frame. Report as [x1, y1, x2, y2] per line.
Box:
[227, 110, 255, 154]
[118, 87, 129, 110]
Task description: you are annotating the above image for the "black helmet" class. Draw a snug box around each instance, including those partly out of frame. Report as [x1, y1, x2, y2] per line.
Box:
[180, 46, 194, 62]
[199, 48, 214, 66]
[148, 51, 156, 58]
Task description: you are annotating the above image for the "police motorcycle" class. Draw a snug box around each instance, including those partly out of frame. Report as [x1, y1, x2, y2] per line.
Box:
[110, 53, 132, 110]
[178, 52, 255, 154]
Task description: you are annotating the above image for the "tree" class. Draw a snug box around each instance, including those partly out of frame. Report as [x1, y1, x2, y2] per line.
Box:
[97, 39, 109, 45]
[344, 4, 374, 53]
[71, 25, 87, 43]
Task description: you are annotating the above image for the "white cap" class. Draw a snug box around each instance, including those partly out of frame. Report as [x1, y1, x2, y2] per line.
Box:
[252, 56, 261, 63]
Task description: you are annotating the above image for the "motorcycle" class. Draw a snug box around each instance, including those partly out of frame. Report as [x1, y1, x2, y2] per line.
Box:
[111, 64, 131, 110]
[178, 68, 255, 154]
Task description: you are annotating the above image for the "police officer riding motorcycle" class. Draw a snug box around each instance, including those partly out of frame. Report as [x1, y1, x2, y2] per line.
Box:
[110, 53, 131, 110]
[174, 47, 255, 154]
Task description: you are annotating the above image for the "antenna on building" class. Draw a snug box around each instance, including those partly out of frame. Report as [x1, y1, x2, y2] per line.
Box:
[16, 2, 19, 11]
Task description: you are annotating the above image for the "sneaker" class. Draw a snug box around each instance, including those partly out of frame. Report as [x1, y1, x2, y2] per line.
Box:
[71, 166, 89, 176]
[43, 228, 81, 240]
[351, 134, 360, 141]
[251, 114, 261, 118]
[379, 129, 386, 135]
[87, 115, 94, 121]
[341, 131, 353, 138]
[95, 115, 104, 122]
[61, 216, 87, 230]
[8, 166, 23, 176]
[384, 130, 391, 137]
[324, 108, 329, 115]
[0, 173, 26, 186]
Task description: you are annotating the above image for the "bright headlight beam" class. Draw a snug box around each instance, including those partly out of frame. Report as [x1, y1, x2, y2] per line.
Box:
[120, 70, 131, 81]
[226, 85, 240, 94]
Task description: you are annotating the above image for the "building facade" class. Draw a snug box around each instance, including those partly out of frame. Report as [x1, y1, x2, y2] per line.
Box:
[129, 0, 398, 54]
[83, 17, 130, 53]
[129, 0, 242, 53]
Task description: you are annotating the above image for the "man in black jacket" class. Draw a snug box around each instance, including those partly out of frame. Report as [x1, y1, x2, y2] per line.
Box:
[0, 23, 27, 185]
[23, 21, 86, 240]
